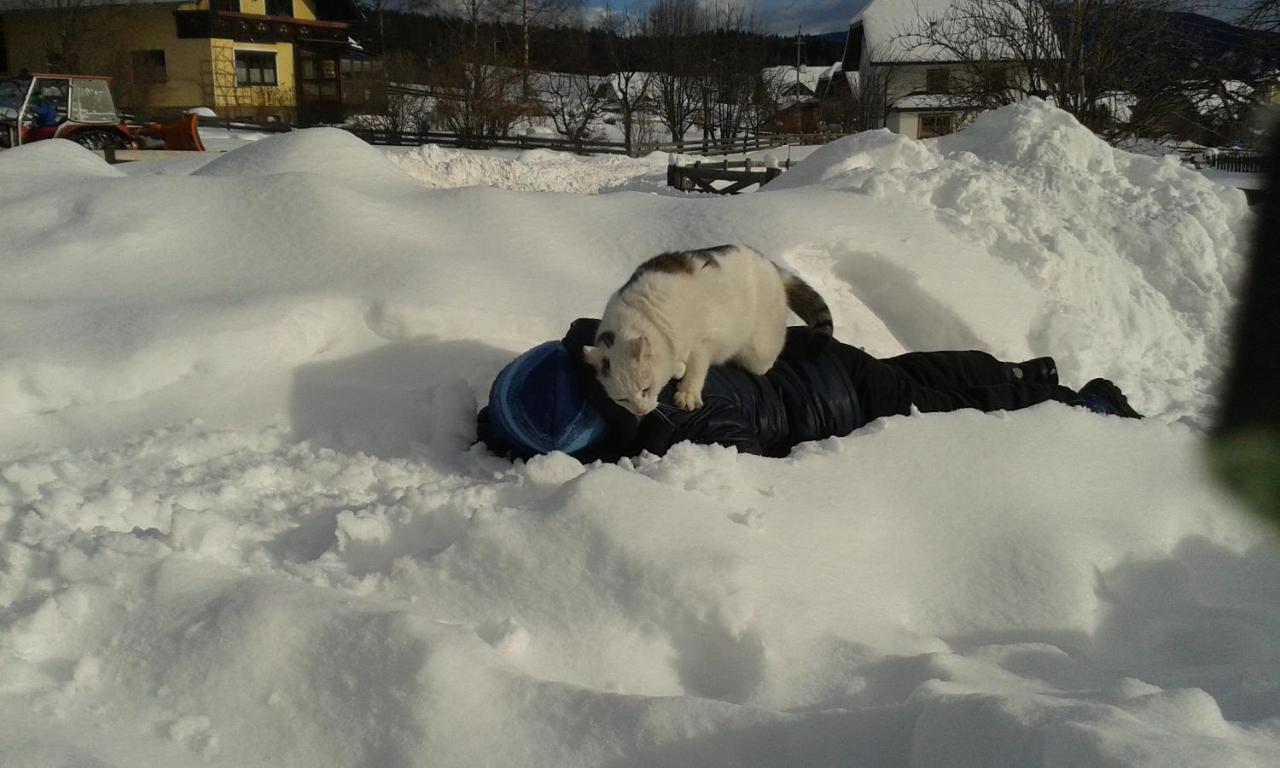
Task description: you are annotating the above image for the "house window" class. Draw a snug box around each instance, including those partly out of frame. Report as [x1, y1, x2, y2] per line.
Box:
[341, 58, 374, 79]
[265, 0, 292, 16]
[131, 50, 167, 84]
[235, 51, 277, 87]
[918, 113, 955, 139]
[982, 66, 1007, 92]
[210, 0, 240, 11]
[926, 68, 951, 94]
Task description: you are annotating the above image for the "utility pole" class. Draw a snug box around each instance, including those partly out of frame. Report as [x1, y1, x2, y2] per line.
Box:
[795, 25, 805, 106]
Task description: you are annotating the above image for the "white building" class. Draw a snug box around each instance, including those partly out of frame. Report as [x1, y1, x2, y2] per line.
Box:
[843, 0, 1030, 138]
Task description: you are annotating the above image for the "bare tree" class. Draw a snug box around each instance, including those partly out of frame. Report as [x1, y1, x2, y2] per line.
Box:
[647, 0, 704, 147]
[752, 66, 790, 132]
[496, 0, 584, 92]
[430, 52, 526, 141]
[854, 47, 907, 131]
[599, 3, 657, 154]
[362, 52, 434, 134]
[900, 0, 1187, 138]
[541, 71, 608, 144]
[436, 0, 505, 47]
[701, 1, 771, 147]
[16, 0, 137, 82]
[1242, 0, 1280, 32]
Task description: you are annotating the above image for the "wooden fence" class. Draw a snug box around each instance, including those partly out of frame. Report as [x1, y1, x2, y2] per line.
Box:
[345, 127, 636, 154]
[667, 157, 794, 194]
[1209, 152, 1265, 174]
[124, 113, 291, 134]
[342, 126, 846, 157]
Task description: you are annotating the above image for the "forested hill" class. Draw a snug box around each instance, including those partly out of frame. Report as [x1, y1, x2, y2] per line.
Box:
[354, 11, 849, 72]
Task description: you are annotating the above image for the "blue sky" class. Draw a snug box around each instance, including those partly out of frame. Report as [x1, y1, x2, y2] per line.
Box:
[588, 1, 864, 35]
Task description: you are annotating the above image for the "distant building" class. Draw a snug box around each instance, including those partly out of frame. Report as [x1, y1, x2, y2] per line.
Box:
[762, 65, 828, 106]
[842, 0, 1018, 138]
[0, 0, 372, 124]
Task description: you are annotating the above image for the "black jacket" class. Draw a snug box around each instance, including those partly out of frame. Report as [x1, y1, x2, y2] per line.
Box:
[479, 318, 865, 461]
[477, 318, 1074, 462]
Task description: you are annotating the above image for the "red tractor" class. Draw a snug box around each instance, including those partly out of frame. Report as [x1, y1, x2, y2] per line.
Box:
[1, 73, 134, 149]
[1, 73, 202, 151]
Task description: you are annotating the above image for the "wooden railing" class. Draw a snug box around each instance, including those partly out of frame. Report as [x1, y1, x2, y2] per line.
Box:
[345, 127, 636, 154]
[342, 126, 848, 157]
[667, 157, 795, 195]
[1209, 152, 1265, 174]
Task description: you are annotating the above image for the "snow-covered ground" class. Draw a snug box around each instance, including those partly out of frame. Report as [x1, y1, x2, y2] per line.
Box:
[2, 100, 1276, 767]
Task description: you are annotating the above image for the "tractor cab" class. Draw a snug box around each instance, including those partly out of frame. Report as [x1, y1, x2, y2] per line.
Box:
[1, 73, 132, 149]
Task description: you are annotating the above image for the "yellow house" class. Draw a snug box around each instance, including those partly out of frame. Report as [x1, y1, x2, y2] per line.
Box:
[0, 0, 372, 124]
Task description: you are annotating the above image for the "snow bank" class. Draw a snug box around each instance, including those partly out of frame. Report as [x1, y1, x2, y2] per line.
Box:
[2, 412, 1277, 767]
[768, 100, 1248, 419]
[194, 126, 413, 188]
[1, 101, 1274, 767]
[385, 142, 670, 193]
[0, 138, 125, 193]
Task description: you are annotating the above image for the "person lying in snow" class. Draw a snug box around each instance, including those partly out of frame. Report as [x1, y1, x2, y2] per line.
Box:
[477, 318, 1142, 462]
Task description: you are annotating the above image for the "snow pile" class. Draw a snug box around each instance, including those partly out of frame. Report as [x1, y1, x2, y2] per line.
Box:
[386, 143, 670, 193]
[194, 126, 411, 188]
[3, 413, 1277, 767]
[1, 102, 1275, 767]
[769, 100, 1249, 419]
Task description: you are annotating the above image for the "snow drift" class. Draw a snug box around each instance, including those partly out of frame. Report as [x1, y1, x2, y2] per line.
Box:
[1, 101, 1275, 767]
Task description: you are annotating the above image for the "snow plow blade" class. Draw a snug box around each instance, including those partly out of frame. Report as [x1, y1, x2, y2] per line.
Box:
[135, 114, 205, 151]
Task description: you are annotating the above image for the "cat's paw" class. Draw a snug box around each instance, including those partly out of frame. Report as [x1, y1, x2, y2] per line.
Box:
[674, 361, 687, 379]
[674, 390, 703, 411]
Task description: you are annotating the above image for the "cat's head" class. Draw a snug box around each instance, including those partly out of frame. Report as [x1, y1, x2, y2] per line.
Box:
[582, 332, 666, 417]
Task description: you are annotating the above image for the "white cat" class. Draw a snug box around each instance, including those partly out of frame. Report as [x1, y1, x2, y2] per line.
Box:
[582, 244, 833, 416]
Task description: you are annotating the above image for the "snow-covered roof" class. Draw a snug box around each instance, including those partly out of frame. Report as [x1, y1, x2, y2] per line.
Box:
[849, 0, 959, 60]
[891, 93, 976, 111]
[849, 0, 1035, 62]
[761, 65, 829, 93]
[605, 72, 658, 102]
[817, 61, 843, 81]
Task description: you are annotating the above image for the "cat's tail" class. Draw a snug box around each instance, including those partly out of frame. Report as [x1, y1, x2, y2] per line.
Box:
[777, 266, 834, 336]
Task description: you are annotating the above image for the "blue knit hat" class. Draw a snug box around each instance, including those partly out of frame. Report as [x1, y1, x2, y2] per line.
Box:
[488, 341, 609, 458]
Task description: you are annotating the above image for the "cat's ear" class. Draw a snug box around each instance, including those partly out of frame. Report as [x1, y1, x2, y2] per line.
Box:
[629, 335, 650, 361]
[582, 345, 604, 370]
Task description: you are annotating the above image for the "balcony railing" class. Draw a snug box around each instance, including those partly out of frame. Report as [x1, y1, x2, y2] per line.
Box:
[174, 10, 350, 45]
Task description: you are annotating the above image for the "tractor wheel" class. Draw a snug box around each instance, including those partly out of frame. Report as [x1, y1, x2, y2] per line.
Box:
[73, 130, 128, 151]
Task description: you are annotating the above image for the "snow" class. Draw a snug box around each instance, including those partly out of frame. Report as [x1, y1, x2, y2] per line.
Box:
[849, 0, 1042, 62]
[891, 93, 976, 110]
[851, 0, 966, 60]
[384, 143, 671, 193]
[763, 65, 829, 93]
[1202, 168, 1266, 191]
[1, 100, 1274, 767]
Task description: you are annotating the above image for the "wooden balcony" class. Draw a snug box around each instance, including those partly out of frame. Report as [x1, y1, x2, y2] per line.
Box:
[174, 10, 350, 45]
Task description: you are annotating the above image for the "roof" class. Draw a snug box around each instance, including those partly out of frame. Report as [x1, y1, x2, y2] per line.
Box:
[762, 65, 829, 93]
[890, 93, 977, 111]
[849, 0, 1037, 63]
[849, 0, 960, 61]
